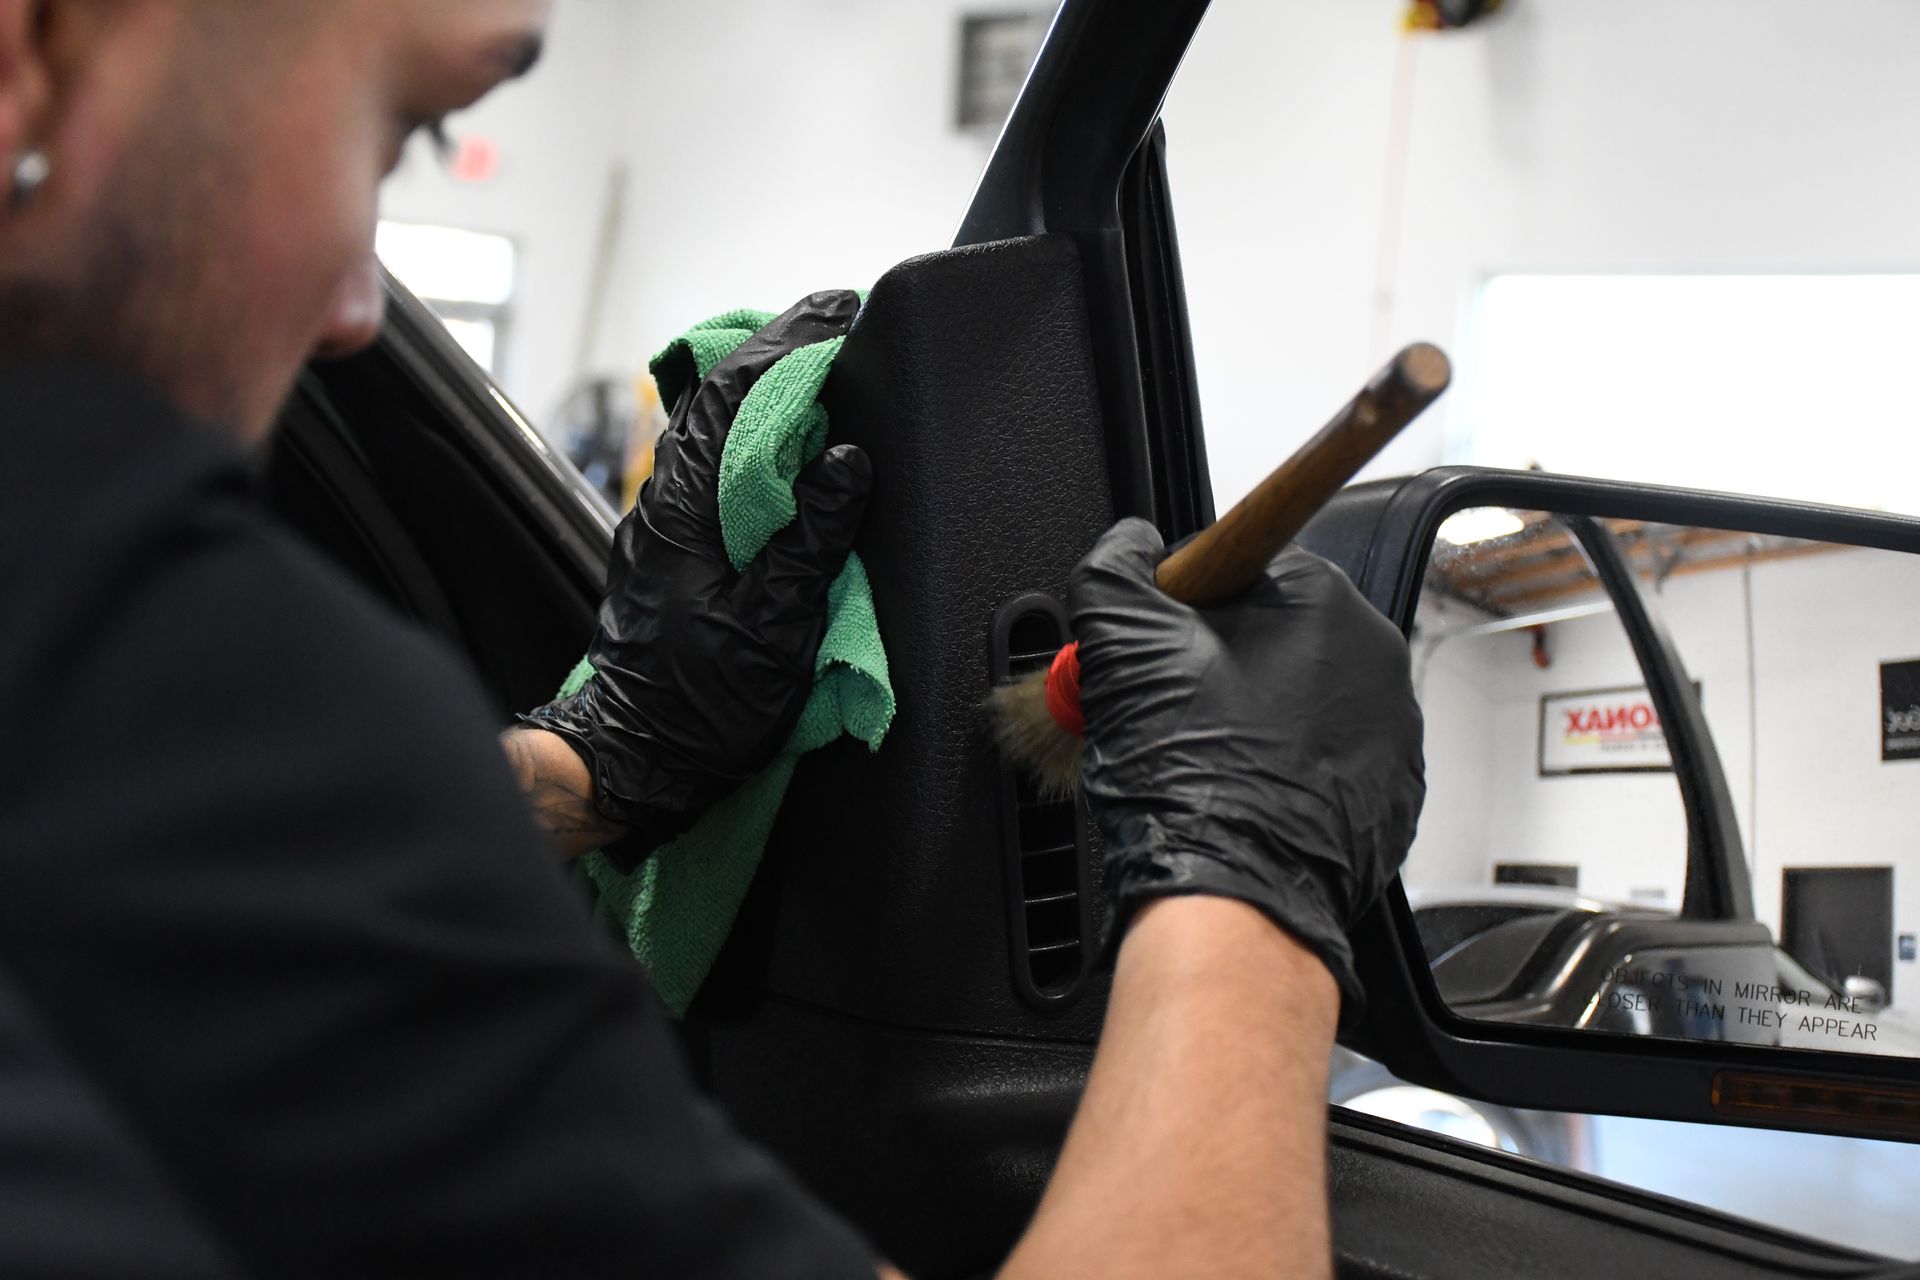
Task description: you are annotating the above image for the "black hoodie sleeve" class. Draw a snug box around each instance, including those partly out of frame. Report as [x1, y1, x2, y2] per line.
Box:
[0, 364, 878, 1280]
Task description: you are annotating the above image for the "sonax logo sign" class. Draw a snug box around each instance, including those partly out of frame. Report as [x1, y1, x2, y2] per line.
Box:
[1539, 685, 1677, 775]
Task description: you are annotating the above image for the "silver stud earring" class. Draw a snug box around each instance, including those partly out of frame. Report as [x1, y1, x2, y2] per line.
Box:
[9, 149, 50, 212]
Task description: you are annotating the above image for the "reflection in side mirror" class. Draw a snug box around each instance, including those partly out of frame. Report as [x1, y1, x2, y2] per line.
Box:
[1844, 975, 1889, 1015]
[1406, 505, 1920, 1066]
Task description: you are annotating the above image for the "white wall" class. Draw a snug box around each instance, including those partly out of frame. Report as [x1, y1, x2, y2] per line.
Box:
[381, 0, 996, 428]
[1164, 0, 1920, 507]
[382, 2, 1920, 502]
[1406, 601, 1501, 889]
[603, 1, 995, 372]
[1748, 549, 1920, 940]
[380, 0, 642, 424]
[1411, 546, 1920, 987]
[1407, 593, 1695, 907]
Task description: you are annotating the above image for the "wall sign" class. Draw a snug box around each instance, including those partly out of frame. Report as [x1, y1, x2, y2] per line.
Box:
[955, 11, 1050, 132]
[1539, 684, 1678, 776]
[1881, 658, 1920, 763]
[1494, 862, 1579, 888]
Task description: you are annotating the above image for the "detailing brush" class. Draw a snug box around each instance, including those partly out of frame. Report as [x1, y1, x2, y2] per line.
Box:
[989, 342, 1453, 796]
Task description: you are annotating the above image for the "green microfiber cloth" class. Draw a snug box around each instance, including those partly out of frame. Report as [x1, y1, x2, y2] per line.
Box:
[560, 308, 894, 1016]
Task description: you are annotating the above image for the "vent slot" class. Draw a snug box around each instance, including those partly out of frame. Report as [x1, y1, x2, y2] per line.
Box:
[990, 591, 1096, 1011]
[1018, 799, 1077, 851]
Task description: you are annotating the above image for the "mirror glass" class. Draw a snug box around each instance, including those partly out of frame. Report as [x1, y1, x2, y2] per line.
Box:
[1407, 507, 1920, 1061]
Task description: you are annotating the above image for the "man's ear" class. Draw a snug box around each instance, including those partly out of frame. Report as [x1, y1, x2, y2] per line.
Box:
[0, 0, 49, 163]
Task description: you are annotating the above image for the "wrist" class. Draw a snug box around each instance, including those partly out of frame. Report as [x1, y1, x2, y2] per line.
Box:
[1114, 897, 1340, 1081]
[516, 695, 701, 835]
[1108, 846, 1362, 1025]
[499, 727, 632, 861]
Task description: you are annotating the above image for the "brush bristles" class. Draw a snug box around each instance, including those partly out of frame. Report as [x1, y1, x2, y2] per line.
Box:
[987, 670, 1085, 799]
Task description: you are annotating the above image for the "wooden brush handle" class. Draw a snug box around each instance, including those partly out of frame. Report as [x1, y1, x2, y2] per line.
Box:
[1154, 343, 1452, 606]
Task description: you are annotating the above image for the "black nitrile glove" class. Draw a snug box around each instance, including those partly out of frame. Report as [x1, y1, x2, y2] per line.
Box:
[1068, 518, 1426, 1018]
[521, 291, 871, 862]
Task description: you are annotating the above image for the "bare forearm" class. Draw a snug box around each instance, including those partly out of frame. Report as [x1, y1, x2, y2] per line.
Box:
[499, 728, 627, 858]
[1000, 897, 1340, 1280]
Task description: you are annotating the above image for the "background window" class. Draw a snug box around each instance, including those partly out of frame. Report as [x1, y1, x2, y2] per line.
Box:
[375, 220, 518, 377]
[1458, 274, 1920, 515]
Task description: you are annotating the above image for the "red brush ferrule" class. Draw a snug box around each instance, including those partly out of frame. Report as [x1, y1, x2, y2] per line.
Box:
[1045, 642, 1086, 738]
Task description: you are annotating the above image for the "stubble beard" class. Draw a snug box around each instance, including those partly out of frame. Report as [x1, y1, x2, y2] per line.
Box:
[0, 76, 278, 438]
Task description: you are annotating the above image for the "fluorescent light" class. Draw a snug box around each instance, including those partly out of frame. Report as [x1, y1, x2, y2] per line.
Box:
[1438, 506, 1525, 546]
[376, 220, 516, 307]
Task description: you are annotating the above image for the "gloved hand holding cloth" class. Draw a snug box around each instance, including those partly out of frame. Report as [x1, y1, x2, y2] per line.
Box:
[1068, 519, 1426, 1022]
[524, 291, 872, 858]
[523, 291, 894, 1012]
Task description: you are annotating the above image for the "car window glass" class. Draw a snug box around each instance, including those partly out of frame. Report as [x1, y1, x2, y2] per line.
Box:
[1409, 510, 1920, 1063]
[1332, 1063, 1920, 1259]
[1406, 508, 1692, 972]
[1369, 505, 1920, 1258]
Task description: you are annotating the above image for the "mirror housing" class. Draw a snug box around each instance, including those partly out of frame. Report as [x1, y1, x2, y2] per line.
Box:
[1302, 466, 1920, 1145]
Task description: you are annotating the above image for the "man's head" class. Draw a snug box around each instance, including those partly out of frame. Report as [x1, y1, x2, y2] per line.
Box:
[0, 0, 549, 440]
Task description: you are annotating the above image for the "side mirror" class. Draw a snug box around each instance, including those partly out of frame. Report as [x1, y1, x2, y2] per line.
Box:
[1303, 466, 1920, 1148]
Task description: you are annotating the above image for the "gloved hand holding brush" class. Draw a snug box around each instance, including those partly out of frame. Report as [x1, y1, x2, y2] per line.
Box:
[1069, 519, 1426, 1018]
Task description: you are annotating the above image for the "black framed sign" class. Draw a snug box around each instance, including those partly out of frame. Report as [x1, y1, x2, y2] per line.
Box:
[1882, 658, 1920, 763]
[956, 12, 1050, 132]
[1538, 684, 1679, 776]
